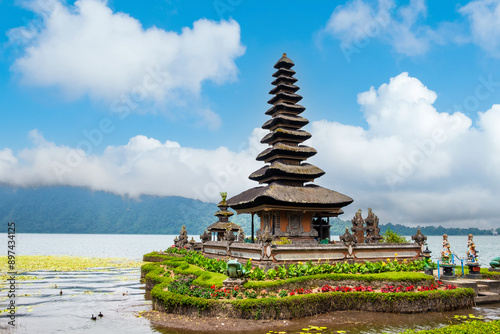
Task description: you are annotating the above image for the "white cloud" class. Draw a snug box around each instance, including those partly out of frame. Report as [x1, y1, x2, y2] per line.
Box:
[323, 0, 500, 58]
[308, 72, 498, 229]
[324, 0, 437, 57]
[460, 0, 500, 56]
[9, 0, 245, 106]
[1, 130, 263, 202]
[2, 73, 500, 229]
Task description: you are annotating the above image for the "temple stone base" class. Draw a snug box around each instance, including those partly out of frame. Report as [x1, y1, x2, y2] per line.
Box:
[223, 278, 247, 289]
[441, 264, 456, 280]
[489, 268, 500, 273]
[465, 263, 482, 279]
[202, 241, 422, 268]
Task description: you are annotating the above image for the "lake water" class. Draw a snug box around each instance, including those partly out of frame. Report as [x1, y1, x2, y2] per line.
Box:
[0, 233, 499, 333]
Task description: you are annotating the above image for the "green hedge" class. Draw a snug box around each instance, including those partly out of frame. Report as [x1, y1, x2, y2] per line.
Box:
[401, 319, 500, 333]
[244, 271, 433, 291]
[143, 251, 176, 262]
[143, 256, 474, 320]
[150, 287, 475, 320]
[142, 257, 227, 289]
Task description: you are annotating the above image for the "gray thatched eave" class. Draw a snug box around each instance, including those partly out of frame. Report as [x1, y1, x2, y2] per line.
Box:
[227, 183, 353, 210]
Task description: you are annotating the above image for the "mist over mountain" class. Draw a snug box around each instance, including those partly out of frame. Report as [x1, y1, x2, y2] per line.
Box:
[1, 186, 497, 236]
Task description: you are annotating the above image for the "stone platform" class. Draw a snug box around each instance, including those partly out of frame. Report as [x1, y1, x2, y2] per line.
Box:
[200, 240, 423, 269]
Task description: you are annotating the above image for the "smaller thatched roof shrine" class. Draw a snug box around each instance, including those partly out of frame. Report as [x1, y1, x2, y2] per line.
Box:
[206, 192, 242, 242]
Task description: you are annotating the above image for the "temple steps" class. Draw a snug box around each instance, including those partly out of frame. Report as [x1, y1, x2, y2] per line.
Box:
[441, 279, 500, 305]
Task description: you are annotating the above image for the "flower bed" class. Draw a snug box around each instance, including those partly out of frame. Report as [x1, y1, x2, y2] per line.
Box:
[151, 249, 430, 278]
[162, 276, 457, 301]
[142, 253, 474, 320]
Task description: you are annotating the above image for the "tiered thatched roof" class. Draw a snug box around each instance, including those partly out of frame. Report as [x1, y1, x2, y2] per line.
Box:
[227, 53, 352, 214]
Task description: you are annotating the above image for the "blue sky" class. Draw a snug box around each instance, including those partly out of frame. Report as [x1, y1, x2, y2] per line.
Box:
[1, 0, 500, 229]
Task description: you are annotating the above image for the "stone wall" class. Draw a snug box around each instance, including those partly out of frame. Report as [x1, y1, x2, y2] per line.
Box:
[200, 241, 423, 268]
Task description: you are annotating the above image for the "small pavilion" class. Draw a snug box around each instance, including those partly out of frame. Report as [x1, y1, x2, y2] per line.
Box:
[227, 54, 353, 243]
[206, 192, 242, 241]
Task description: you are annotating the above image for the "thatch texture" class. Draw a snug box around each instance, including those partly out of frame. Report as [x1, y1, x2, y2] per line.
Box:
[227, 184, 353, 210]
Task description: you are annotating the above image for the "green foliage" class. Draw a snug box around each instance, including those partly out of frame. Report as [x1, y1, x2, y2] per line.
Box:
[266, 269, 277, 280]
[157, 257, 227, 288]
[480, 268, 500, 279]
[243, 271, 432, 291]
[249, 267, 266, 281]
[381, 228, 409, 243]
[151, 284, 474, 320]
[278, 290, 288, 298]
[272, 237, 292, 245]
[400, 319, 500, 334]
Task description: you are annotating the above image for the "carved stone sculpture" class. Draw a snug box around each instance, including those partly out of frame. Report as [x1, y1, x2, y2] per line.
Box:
[174, 225, 189, 249]
[411, 229, 427, 246]
[200, 230, 210, 243]
[223, 225, 236, 242]
[238, 228, 245, 242]
[340, 228, 356, 245]
[364, 208, 382, 243]
[351, 209, 365, 244]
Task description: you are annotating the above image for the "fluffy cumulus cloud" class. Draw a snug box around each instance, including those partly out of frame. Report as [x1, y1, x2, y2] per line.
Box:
[8, 0, 245, 106]
[2, 73, 500, 229]
[308, 72, 499, 229]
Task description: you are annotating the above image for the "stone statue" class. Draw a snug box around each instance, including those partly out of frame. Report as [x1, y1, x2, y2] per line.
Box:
[441, 234, 452, 264]
[466, 234, 478, 263]
[174, 225, 189, 248]
[260, 225, 273, 244]
[351, 209, 365, 243]
[223, 225, 236, 242]
[200, 230, 210, 243]
[411, 229, 427, 246]
[340, 228, 356, 245]
[364, 208, 382, 243]
[238, 228, 245, 242]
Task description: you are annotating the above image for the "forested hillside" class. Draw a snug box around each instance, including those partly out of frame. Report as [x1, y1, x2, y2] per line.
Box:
[0, 186, 496, 236]
[0, 186, 250, 234]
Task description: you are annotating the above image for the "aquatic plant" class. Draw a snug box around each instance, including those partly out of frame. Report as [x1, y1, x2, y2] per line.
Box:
[0, 255, 142, 273]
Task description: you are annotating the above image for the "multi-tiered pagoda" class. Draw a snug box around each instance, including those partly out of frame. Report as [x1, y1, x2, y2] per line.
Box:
[227, 53, 353, 242]
[206, 192, 242, 241]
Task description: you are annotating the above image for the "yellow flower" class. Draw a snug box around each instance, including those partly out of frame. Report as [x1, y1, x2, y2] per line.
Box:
[394, 253, 398, 257]
[387, 258, 391, 262]
[298, 261, 303, 265]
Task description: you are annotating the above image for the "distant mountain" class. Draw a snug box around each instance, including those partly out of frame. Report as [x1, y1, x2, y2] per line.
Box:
[380, 222, 495, 236]
[0, 186, 495, 236]
[0, 186, 250, 235]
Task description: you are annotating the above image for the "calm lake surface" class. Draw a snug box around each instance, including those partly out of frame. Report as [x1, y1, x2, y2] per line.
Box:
[0, 233, 499, 333]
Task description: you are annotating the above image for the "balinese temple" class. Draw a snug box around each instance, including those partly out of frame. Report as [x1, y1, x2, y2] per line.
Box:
[227, 53, 353, 243]
[206, 192, 242, 241]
